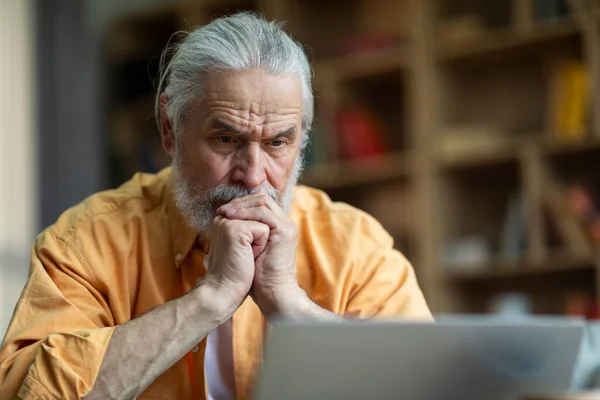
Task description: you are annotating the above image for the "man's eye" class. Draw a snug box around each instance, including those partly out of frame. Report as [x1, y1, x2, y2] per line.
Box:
[269, 140, 286, 148]
[216, 136, 236, 144]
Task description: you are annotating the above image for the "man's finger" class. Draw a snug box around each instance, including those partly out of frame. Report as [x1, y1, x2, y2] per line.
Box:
[239, 220, 270, 259]
[222, 192, 285, 217]
[217, 205, 278, 230]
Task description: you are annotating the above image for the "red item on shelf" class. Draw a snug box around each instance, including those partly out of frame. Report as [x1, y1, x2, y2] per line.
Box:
[565, 293, 599, 320]
[565, 184, 594, 220]
[589, 303, 600, 320]
[341, 33, 400, 57]
[335, 107, 387, 160]
[564, 183, 600, 246]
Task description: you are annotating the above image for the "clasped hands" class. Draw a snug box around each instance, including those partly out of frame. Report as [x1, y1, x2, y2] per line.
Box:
[200, 192, 303, 318]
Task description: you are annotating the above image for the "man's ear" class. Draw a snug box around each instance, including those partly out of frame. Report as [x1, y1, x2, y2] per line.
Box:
[159, 93, 176, 155]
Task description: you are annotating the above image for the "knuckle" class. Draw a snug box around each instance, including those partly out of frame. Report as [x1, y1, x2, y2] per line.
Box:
[213, 218, 236, 236]
[223, 220, 237, 234]
[256, 193, 269, 204]
[211, 215, 225, 227]
[260, 223, 270, 234]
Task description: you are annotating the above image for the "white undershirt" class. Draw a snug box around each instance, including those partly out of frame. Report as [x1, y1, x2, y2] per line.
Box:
[205, 319, 236, 400]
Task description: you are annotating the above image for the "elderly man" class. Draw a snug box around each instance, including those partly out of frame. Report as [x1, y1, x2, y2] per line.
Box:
[0, 12, 431, 400]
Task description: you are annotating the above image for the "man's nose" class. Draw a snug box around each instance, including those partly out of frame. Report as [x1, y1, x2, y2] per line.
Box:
[231, 143, 267, 189]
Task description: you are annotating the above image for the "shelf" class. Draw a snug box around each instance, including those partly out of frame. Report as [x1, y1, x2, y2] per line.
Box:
[437, 145, 520, 170]
[314, 47, 407, 83]
[300, 151, 411, 190]
[437, 20, 580, 62]
[102, 1, 600, 316]
[437, 136, 600, 170]
[542, 138, 600, 157]
[443, 253, 597, 282]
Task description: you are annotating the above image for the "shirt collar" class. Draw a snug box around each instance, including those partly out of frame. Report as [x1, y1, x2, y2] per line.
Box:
[165, 168, 206, 269]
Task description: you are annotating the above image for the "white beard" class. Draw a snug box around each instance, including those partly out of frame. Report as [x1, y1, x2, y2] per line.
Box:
[171, 143, 304, 233]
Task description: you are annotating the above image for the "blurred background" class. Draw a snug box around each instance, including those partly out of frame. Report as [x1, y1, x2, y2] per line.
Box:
[1, 0, 600, 337]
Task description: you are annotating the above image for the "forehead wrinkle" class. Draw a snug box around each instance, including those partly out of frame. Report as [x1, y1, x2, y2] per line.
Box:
[206, 100, 301, 117]
[206, 113, 299, 138]
[206, 106, 300, 127]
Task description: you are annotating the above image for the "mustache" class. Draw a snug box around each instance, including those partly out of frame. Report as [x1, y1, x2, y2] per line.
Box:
[207, 183, 281, 205]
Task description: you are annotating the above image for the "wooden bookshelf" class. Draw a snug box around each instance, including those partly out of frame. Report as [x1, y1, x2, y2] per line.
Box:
[543, 137, 600, 156]
[436, 143, 521, 170]
[437, 19, 581, 62]
[103, 0, 600, 318]
[314, 47, 408, 83]
[444, 253, 597, 282]
[437, 136, 600, 170]
[301, 151, 411, 190]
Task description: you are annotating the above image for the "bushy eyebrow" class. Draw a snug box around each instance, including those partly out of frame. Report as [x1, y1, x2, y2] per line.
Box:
[209, 118, 296, 139]
[273, 126, 296, 139]
[210, 119, 243, 135]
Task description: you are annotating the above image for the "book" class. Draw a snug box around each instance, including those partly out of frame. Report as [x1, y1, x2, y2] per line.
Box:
[547, 60, 591, 142]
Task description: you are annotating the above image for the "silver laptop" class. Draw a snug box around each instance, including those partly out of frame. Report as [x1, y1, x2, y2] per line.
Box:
[254, 316, 584, 400]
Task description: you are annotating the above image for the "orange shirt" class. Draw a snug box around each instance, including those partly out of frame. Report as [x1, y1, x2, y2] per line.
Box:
[0, 167, 432, 400]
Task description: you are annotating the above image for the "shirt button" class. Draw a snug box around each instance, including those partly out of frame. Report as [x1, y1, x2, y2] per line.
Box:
[175, 253, 183, 262]
[192, 345, 199, 353]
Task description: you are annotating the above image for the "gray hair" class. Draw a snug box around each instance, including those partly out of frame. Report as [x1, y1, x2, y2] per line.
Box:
[155, 12, 314, 149]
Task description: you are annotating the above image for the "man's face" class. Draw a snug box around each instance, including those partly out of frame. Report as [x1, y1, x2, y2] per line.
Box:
[167, 69, 305, 232]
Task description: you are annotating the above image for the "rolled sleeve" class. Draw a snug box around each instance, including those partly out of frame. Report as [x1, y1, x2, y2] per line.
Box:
[0, 230, 116, 399]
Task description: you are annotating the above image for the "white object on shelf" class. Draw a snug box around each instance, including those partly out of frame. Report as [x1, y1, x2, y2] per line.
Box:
[443, 236, 493, 269]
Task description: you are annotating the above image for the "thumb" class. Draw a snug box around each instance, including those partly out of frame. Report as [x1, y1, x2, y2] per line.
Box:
[242, 220, 269, 259]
